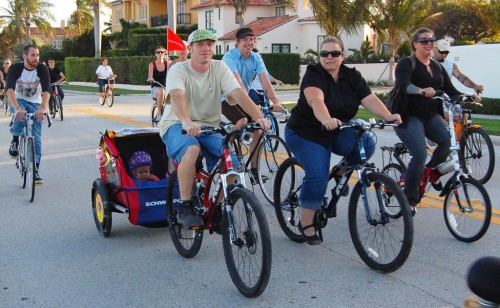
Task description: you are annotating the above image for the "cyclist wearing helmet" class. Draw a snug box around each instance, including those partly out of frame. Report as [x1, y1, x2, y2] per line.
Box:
[129, 151, 160, 182]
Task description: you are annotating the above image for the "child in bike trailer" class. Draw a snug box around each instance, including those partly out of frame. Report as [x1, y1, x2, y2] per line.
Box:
[128, 151, 160, 183]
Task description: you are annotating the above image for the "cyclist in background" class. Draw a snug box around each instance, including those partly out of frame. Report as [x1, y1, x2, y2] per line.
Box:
[433, 39, 484, 94]
[159, 29, 270, 229]
[221, 28, 282, 180]
[248, 48, 284, 105]
[47, 58, 66, 108]
[96, 57, 116, 103]
[1, 59, 11, 102]
[6, 45, 51, 185]
[147, 46, 168, 120]
[168, 41, 189, 70]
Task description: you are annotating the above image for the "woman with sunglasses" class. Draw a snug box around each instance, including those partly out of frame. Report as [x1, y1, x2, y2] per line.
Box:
[393, 28, 481, 215]
[285, 36, 401, 245]
[147, 46, 168, 120]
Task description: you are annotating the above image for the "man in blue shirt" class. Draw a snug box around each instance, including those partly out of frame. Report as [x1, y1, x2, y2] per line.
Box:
[221, 27, 282, 181]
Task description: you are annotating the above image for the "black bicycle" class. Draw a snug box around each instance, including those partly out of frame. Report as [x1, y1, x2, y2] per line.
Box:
[274, 119, 414, 273]
[49, 82, 65, 121]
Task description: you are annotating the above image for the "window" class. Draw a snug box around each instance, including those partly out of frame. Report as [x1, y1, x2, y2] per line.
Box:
[139, 5, 147, 20]
[272, 44, 290, 53]
[115, 10, 123, 24]
[177, 0, 185, 13]
[52, 40, 62, 50]
[275, 6, 286, 16]
[205, 10, 214, 29]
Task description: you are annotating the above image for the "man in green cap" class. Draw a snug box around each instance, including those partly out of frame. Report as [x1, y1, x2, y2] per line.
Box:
[159, 29, 270, 229]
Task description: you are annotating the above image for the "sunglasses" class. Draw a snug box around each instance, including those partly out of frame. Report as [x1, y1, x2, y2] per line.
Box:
[438, 50, 449, 55]
[156, 51, 165, 54]
[416, 37, 436, 45]
[320, 50, 343, 58]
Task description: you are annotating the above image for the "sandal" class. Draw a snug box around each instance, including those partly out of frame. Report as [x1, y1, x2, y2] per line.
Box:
[298, 222, 322, 245]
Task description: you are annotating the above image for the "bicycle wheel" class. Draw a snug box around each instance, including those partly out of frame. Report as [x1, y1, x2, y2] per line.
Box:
[443, 176, 491, 242]
[151, 102, 158, 127]
[381, 163, 405, 218]
[256, 134, 291, 205]
[56, 95, 63, 121]
[265, 113, 279, 140]
[19, 136, 27, 188]
[348, 172, 413, 273]
[105, 88, 114, 107]
[166, 170, 203, 258]
[91, 178, 112, 237]
[222, 187, 272, 298]
[459, 128, 495, 184]
[273, 157, 306, 243]
[26, 137, 36, 202]
[49, 96, 56, 118]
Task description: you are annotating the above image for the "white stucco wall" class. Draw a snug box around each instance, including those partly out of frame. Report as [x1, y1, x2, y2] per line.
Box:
[447, 44, 500, 99]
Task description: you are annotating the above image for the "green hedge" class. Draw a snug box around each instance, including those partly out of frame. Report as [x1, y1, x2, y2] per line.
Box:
[65, 52, 301, 85]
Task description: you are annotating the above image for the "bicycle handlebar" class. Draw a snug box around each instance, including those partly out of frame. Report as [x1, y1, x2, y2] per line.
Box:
[148, 79, 166, 88]
[434, 92, 481, 107]
[23, 112, 52, 128]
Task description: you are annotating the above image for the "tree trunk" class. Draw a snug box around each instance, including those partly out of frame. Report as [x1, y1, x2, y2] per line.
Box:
[25, 20, 31, 44]
[93, 3, 101, 58]
[388, 55, 396, 86]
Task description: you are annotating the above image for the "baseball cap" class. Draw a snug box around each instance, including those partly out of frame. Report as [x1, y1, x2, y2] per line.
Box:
[236, 27, 255, 40]
[435, 39, 450, 52]
[187, 29, 217, 45]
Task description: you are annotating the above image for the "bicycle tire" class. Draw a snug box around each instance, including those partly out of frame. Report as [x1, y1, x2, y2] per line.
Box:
[99, 92, 106, 106]
[443, 176, 491, 242]
[381, 163, 405, 218]
[222, 187, 272, 298]
[459, 128, 495, 184]
[166, 170, 203, 258]
[265, 113, 279, 140]
[27, 137, 36, 202]
[273, 157, 306, 243]
[348, 172, 413, 273]
[106, 88, 114, 107]
[151, 102, 158, 127]
[91, 178, 112, 237]
[56, 95, 63, 121]
[49, 95, 56, 118]
[256, 134, 291, 205]
[19, 136, 27, 188]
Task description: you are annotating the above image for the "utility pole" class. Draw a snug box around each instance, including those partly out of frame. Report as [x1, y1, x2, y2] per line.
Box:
[167, 0, 176, 33]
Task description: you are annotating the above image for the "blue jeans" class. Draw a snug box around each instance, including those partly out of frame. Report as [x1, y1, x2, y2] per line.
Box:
[161, 123, 239, 172]
[10, 99, 43, 166]
[51, 85, 64, 101]
[285, 126, 375, 210]
[394, 115, 450, 206]
[97, 78, 114, 92]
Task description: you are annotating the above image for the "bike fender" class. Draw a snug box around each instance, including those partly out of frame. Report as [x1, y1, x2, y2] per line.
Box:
[467, 125, 481, 129]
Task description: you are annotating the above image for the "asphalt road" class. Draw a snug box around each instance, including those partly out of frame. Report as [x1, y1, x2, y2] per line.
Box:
[1, 90, 499, 307]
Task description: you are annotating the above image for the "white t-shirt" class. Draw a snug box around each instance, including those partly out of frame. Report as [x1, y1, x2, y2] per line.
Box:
[96, 65, 114, 79]
[159, 59, 241, 136]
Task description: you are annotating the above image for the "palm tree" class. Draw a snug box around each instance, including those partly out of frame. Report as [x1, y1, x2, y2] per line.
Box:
[1, 0, 54, 45]
[368, 0, 441, 85]
[67, 0, 94, 35]
[308, 0, 370, 37]
[82, 0, 110, 58]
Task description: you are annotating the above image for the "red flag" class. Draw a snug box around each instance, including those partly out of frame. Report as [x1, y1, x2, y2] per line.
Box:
[167, 27, 186, 51]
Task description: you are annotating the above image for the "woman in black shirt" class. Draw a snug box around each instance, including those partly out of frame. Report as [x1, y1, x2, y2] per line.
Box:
[393, 28, 481, 214]
[285, 36, 401, 245]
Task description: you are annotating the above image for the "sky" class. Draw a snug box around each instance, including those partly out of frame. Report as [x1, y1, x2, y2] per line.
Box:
[0, 0, 77, 27]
